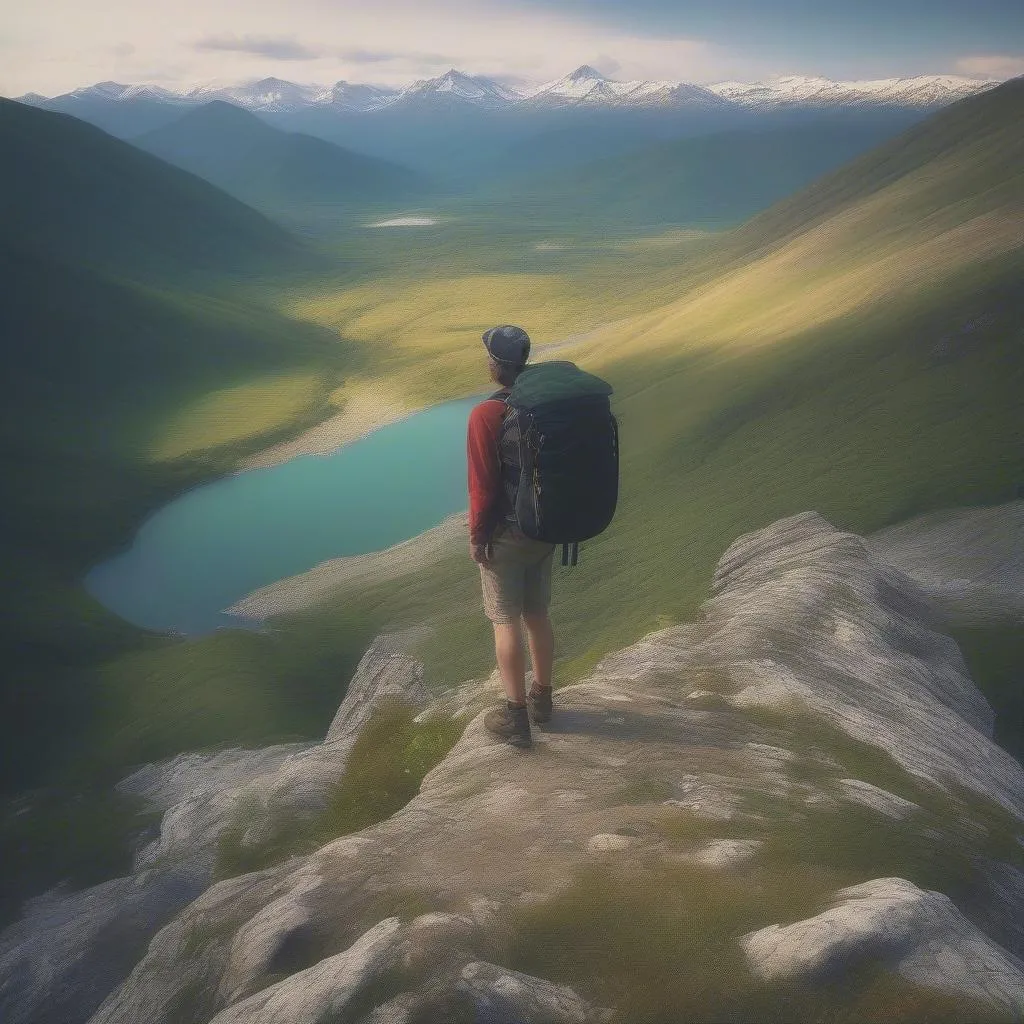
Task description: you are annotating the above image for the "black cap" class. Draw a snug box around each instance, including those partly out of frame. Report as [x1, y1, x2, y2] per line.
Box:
[482, 325, 530, 366]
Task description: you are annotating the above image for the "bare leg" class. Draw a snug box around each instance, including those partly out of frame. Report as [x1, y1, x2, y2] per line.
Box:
[492, 620, 527, 704]
[522, 609, 554, 691]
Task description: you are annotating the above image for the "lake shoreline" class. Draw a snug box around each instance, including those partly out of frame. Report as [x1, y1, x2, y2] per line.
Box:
[225, 509, 470, 620]
[231, 323, 625, 474]
[232, 390, 419, 474]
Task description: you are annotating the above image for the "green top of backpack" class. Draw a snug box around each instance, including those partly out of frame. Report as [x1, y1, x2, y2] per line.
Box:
[508, 360, 613, 408]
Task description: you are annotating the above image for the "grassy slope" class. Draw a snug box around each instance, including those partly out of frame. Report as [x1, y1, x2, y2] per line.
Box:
[478, 118, 917, 228]
[0, 97, 308, 284]
[0, 105, 357, 795]
[133, 101, 432, 211]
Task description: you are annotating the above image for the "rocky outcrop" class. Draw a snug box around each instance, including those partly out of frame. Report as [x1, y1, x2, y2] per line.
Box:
[0, 633, 429, 1024]
[866, 499, 1024, 628]
[693, 511, 1022, 817]
[4, 504, 1023, 1024]
[741, 877, 1024, 1015]
[116, 632, 429, 875]
[0, 866, 207, 1024]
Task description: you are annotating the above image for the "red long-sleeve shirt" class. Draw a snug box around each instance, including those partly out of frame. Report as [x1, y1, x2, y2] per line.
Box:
[466, 398, 507, 544]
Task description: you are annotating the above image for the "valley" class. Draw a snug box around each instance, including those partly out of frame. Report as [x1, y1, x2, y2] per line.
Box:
[0, 68, 1022, 1022]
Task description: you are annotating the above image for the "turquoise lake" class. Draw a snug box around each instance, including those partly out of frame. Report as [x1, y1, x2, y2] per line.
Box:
[85, 392, 488, 636]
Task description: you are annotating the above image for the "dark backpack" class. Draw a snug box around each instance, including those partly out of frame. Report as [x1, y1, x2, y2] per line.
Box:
[490, 360, 618, 567]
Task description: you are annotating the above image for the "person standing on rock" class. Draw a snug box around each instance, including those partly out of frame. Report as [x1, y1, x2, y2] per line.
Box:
[467, 325, 556, 749]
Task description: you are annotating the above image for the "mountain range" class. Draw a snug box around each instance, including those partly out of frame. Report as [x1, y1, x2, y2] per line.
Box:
[19, 66, 1001, 115]
[133, 100, 432, 209]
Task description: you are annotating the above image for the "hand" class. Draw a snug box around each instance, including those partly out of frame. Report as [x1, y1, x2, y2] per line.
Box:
[471, 540, 494, 565]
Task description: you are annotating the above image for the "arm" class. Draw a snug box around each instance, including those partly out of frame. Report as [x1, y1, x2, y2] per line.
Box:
[467, 401, 504, 554]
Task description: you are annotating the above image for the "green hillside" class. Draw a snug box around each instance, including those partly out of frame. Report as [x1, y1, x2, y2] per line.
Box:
[133, 101, 433, 211]
[0, 103, 352, 798]
[483, 117, 919, 228]
[0, 97, 314, 284]
[732, 75, 1024, 252]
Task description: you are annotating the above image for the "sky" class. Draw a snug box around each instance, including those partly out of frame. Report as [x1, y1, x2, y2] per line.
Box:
[3, 0, 1024, 97]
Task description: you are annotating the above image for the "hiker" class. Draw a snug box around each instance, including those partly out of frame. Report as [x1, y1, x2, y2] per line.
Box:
[467, 325, 556, 749]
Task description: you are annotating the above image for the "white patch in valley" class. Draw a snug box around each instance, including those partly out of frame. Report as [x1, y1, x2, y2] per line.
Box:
[368, 217, 437, 227]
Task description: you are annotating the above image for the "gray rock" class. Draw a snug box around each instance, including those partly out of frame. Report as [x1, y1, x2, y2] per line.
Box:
[671, 839, 763, 869]
[740, 876, 1024, 1015]
[457, 961, 614, 1023]
[206, 916, 402, 1024]
[1, 634, 428, 1024]
[867, 500, 1024, 628]
[118, 632, 429, 877]
[837, 778, 920, 819]
[701, 511, 1024, 817]
[216, 864, 325, 1004]
[0, 865, 206, 1024]
[326, 634, 429, 745]
[88, 869, 315, 1024]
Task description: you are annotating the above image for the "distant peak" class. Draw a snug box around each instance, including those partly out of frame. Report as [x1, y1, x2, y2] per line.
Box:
[251, 76, 295, 89]
[191, 99, 266, 126]
[567, 64, 606, 81]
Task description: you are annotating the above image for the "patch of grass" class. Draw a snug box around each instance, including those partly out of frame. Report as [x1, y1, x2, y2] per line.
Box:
[149, 369, 329, 461]
[316, 701, 464, 839]
[737, 703, 1024, 876]
[739, 705, 937, 806]
[604, 777, 678, 807]
[504, 858, 1016, 1023]
[63, 611, 384, 784]
[212, 702, 464, 881]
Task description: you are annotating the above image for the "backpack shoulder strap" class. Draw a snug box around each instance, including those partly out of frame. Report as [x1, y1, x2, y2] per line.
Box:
[488, 388, 511, 402]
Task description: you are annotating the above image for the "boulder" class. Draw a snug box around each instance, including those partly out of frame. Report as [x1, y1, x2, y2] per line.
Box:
[866, 500, 1024, 628]
[457, 961, 615, 1023]
[741, 876, 1024, 1015]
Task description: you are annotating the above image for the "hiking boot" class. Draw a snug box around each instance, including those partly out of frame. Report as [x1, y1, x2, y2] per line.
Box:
[484, 702, 532, 748]
[527, 684, 552, 724]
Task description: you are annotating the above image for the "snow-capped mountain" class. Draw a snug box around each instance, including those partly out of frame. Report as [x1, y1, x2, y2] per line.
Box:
[387, 68, 520, 109]
[325, 81, 399, 112]
[17, 68, 1001, 117]
[523, 65, 622, 104]
[56, 80, 189, 104]
[523, 65, 731, 109]
[705, 74, 997, 108]
[184, 76, 328, 112]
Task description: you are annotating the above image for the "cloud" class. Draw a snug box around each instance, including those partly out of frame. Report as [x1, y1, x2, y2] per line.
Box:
[590, 52, 621, 75]
[5, 0, 769, 96]
[335, 46, 452, 65]
[194, 34, 323, 61]
[112, 42, 136, 57]
[953, 54, 1024, 79]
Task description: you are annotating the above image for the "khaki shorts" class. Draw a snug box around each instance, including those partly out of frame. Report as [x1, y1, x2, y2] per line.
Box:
[479, 521, 556, 623]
